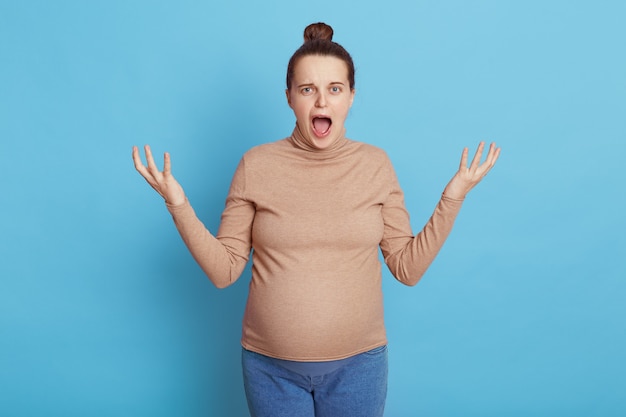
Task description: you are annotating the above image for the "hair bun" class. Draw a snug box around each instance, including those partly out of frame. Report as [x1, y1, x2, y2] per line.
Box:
[303, 22, 334, 43]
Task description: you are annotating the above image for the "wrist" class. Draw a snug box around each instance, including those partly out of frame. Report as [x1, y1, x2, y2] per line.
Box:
[442, 191, 465, 201]
[165, 195, 186, 207]
[442, 185, 466, 201]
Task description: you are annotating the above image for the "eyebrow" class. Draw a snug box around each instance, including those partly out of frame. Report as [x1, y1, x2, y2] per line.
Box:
[296, 81, 347, 88]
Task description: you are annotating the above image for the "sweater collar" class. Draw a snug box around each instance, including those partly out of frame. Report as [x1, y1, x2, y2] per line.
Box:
[288, 123, 348, 159]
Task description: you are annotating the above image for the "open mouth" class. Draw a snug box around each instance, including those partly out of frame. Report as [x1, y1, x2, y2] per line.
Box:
[312, 117, 332, 137]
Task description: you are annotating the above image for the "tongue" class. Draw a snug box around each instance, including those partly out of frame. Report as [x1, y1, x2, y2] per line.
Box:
[313, 117, 331, 134]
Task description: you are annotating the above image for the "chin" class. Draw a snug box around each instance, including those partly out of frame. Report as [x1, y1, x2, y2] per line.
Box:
[310, 133, 337, 149]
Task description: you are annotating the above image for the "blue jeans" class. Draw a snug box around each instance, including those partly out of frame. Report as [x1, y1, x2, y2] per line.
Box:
[242, 346, 388, 417]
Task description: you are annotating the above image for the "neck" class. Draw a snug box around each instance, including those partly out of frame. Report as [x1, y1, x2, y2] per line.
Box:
[290, 123, 347, 155]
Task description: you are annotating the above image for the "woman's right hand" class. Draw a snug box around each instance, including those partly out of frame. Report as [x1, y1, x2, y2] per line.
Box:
[132, 145, 186, 206]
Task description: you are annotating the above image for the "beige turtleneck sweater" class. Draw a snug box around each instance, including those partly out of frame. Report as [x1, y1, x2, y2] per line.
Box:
[167, 126, 464, 361]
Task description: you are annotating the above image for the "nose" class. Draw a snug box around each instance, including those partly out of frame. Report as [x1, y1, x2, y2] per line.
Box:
[315, 91, 327, 108]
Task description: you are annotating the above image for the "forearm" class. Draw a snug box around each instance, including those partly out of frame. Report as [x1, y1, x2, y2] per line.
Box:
[167, 200, 249, 288]
[385, 194, 464, 286]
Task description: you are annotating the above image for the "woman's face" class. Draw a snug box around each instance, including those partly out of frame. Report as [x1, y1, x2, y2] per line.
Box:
[286, 55, 355, 149]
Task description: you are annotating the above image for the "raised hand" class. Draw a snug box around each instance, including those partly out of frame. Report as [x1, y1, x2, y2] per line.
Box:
[443, 142, 501, 200]
[132, 145, 186, 206]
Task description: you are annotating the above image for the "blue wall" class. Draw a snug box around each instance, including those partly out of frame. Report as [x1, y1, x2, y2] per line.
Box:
[1, 1, 624, 416]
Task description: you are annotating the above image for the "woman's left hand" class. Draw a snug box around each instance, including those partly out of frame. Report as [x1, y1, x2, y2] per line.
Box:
[443, 142, 501, 200]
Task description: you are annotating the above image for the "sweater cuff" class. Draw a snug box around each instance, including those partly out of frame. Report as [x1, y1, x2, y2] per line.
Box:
[440, 193, 465, 203]
[166, 198, 192, 213]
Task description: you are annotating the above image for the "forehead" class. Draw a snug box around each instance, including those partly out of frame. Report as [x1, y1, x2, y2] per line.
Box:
[293, 55, 349, 83]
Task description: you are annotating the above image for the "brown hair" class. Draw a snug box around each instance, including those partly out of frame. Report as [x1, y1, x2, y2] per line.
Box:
[286, 22, 355, 90]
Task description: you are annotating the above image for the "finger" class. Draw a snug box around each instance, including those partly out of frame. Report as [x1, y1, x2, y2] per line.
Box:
[476, 143, 501, 179]
[469, 141, 485, 171]
[493, 146, 501, 163]
[144, 145, 159, 172]
[132, 146, 151, 177]
[458, 147, 469, 171]
[490, 143, 501, 165]
[163, 152, 172, 176]
[132, 146, 143, 169]
[483, 143, 500, 168]
[134, 159, 154, 182]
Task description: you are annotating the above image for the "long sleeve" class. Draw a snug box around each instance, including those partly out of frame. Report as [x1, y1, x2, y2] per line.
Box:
[380, 161, 464, 286]
[164, 133, 465, 361]
[166, 158, 254, 288]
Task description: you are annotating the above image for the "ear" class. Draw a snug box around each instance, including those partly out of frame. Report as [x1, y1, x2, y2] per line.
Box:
[285, 89, 293, 108]
[349, 88, 355, 107]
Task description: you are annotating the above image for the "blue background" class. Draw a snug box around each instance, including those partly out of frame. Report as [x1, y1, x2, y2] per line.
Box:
[1, 0, 624, 416]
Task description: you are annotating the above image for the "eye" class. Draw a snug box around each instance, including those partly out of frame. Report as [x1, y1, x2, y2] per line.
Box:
[301, 87, 314, 95]
[330, 86, 342, 93]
